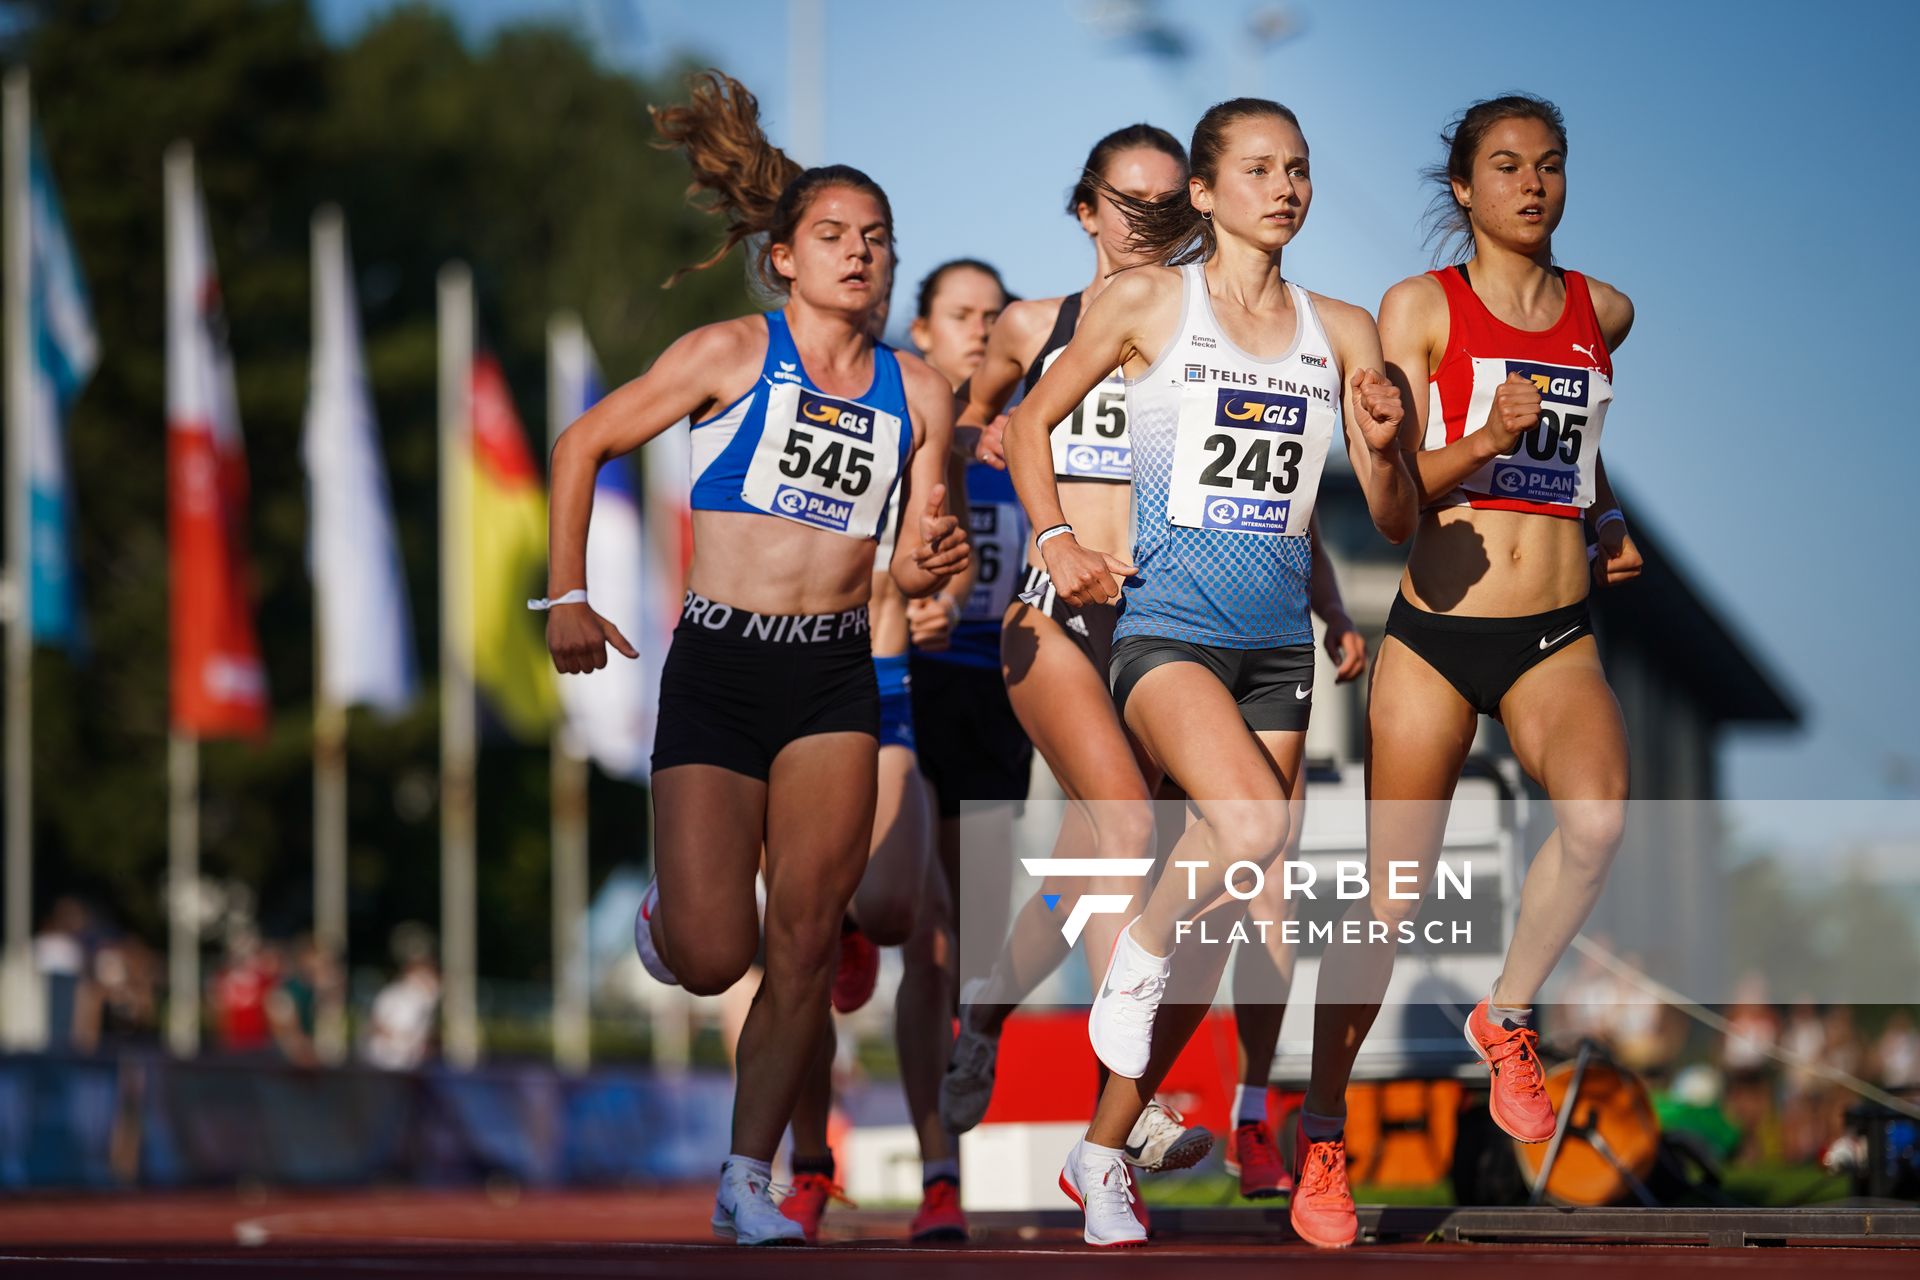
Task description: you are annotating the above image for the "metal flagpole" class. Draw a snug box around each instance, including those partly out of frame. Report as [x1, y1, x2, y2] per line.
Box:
[437, 263, 479, 1069]
[162, 141, 201, 1060]
[0, 70, 37, 1049]
[546, 312, 591, 1074]
[311, 207, 350, 1065]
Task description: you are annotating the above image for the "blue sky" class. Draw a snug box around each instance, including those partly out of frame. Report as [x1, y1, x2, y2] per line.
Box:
[321, 0, 1920, 805]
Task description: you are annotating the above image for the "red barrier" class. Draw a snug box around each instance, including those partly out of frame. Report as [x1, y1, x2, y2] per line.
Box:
[979, 1010, 1237, 1135]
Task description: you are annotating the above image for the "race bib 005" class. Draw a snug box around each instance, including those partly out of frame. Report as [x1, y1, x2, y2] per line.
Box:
[1457, 359, 1612, 507]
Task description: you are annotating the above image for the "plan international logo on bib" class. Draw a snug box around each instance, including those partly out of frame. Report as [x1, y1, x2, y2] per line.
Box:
[797, 390, 876, 441]
[773, 484, 855, 531]
[1203, 494, 1292, 533]
[1215, 387, 1307, 433]
[1491, 464, 1576, 504]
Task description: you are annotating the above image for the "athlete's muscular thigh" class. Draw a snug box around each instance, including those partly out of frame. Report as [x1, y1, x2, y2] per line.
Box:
[1500, 640, 1628, 801]
[1363, 637, 1477, 913]
[651, 764, 767, 989]
[763, 732, 878, 975]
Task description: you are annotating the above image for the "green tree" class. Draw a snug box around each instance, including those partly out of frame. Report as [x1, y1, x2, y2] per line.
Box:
[6, 0, 750, 999]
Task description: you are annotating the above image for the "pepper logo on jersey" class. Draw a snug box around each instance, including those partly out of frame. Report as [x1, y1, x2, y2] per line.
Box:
[1503, 360, 1587, 406]
[798, 391, 876, 441]
[1491, 464, 1576, 504]
[1216, 388, 1307, 433]
[772, 483, 855, 531]
[1203, 495, 1292, 533]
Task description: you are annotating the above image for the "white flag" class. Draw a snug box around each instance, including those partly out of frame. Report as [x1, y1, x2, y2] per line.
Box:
[302, 206, 415, 712]
[552, 319, 651, 780]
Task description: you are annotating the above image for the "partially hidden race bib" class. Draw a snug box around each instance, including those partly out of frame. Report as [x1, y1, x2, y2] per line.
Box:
[1041, 347, 1131, 480]
[1457, 358, 1612, 508]
[962, 499, 1025, 622]
[1166, 384, 1333, 536]
[741, 380, 905, 539]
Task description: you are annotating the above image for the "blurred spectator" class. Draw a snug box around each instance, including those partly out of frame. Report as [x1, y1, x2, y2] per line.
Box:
[91, 932, 159, 1047]
[31, 897, 93, 1051]
[1608, 950, 1679, 1075]
[210, 925, 280, 1055]
[1555, 939, 1620, 1043]
[267, 934, 341, 1067]
[1818, 1006, 1864, 1157]
[1874, 1009, 1920, 1091]
[1721, 974, 1782, 1162]
[1780, 1000, 1828, 1162]
[363, 923, 439, 1071]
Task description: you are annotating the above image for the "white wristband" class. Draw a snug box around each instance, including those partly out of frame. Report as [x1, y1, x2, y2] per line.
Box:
[528, 589, 589, 612]
[1594, 509, 1626, 534]
[1035, 524, 1073, 551]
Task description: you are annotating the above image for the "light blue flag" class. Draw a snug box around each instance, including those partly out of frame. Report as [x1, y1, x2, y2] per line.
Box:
[27, 129, 97, 650]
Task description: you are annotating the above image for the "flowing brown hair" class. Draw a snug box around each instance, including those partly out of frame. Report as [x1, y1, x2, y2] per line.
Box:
[649, 70, 895, 293]
[1087, 98, 1301, 267]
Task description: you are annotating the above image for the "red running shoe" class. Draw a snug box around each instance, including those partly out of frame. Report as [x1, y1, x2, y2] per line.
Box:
[832, 924, 879, 1014]
[1463, 997, 1556, 1143]
[1225, 1120, 1292, 1200]
[1288, 1120, 1357, 1249]
[909, 1177, 968, 1242]
[778, 1172, 854, 1244]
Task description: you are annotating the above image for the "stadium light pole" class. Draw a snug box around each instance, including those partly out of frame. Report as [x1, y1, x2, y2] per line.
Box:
[437, 263, 479, 1070]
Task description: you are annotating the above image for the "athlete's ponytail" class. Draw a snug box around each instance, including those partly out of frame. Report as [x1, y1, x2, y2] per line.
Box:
[1087, 98, 1299, 268]
[650, 69, 894, 294]
[1423, 94, 1568, 265]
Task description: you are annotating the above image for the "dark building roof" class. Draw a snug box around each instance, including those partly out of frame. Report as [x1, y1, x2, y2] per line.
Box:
[1588, 487, 1799, 726]
[1318, 466, 1799, 727]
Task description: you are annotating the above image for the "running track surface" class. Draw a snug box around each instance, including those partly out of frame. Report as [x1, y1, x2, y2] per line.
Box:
[1, 1189, 1915, 1277]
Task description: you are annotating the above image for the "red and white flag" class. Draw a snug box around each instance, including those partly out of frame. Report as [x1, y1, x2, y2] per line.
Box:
[165, 143, 266, 736]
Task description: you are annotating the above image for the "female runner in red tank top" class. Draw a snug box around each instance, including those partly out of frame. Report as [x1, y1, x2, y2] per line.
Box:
[1288, 95, 1643, 1250]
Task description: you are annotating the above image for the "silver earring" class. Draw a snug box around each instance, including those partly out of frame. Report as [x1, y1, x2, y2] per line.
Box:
[1201, 210, 1212, 221]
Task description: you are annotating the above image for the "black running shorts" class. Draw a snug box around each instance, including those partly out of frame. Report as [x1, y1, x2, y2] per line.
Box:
[1383, 593, 1592, 718]
[1109, 635, 1315, 732]
[908, 654, 1033, 818]
[651, 592, 879, 779]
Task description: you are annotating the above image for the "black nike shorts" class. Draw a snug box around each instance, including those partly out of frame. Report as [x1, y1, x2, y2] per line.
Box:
[1383, 592, 1592, 718]
[1109, 635, 1315, 732]
[651, 591, 879, 779]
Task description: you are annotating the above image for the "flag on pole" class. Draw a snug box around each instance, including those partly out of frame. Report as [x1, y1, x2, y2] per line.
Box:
[166, 143, 266, 736]
[303, 208, 415, 713]
[550, 324, 650, 779]
[470, 353, 557, 741]
[25, 127, 97, 650]
[637, 416, 691, 772]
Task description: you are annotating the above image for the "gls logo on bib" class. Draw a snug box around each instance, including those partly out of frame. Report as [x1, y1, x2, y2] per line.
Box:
[1503, 360, 1587, 405]
[797, 391, 876, 441]
[1215, 388, 1307, 433]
